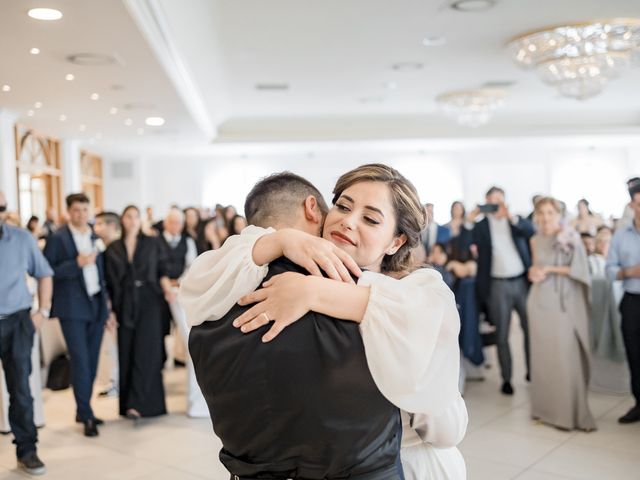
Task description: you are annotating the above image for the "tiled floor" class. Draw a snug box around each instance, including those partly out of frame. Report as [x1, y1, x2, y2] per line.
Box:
[1, 337, 639, 479]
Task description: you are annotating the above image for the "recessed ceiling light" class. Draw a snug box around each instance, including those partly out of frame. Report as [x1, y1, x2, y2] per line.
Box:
[30, 47, 40, 55]
[450, 0, 496, 12]
[124, 118, 133, 126]
[59, 114, 67, 122]
[1, 85, 10, 92]
[482, 80, 517, 89]
[255, 83, 290, 91]
[422, 36, 447, 47]
[79, 124, 86, 132]
[383, 81, 398, 90]
[137, 128, 144, 135]
[109, 107, 118, 115]
[90, 93, 100, 101]
[65, 73, 75, 81]
[145, 116, 165, 126]
[66, 53, 117, 66]
[27, 110, 34, 117]
[28, 8, 63, 21]
[392, 62, 424, 72]
[34, 101, 43, 109]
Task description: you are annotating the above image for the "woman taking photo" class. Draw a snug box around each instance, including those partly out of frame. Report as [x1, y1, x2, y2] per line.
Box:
[181, 164, 466, 479]
[105, 205, 173, 422]
[527, 197, 595, 431]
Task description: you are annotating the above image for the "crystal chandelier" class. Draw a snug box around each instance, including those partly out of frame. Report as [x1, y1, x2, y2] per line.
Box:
[508, 19, 640, 100]
[436, 89, 506, 127]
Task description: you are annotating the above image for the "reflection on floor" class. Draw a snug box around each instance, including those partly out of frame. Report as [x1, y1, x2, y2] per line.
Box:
[1, 347, 639, 479]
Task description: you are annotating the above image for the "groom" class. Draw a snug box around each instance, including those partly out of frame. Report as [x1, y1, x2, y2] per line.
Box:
[184, 173, 404, 479]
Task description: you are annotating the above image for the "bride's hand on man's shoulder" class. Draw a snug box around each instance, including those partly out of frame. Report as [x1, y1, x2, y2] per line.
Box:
[235, 272, 312, 342]
[278, 229, 361, 283]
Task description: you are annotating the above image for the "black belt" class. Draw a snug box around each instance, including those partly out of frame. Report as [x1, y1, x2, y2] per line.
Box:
[230, 464, 400, 480]
[492, 274, 525, 282]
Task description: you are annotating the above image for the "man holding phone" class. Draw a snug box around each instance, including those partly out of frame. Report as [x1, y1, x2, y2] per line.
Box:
[471, 186, 535, 395]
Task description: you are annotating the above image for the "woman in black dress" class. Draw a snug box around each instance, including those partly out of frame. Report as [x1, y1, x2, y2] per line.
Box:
[105, 205, 173, 421]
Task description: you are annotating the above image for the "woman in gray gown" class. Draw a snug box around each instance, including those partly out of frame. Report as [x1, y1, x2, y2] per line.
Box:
[527, 197, 596, 431]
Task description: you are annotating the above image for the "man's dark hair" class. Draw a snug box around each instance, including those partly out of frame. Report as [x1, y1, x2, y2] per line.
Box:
[627, 177, 640, 187]
[66, 193, 90, 208]
[95, 211, 120, 225]
[486, 186, 505, 198]
[244, 172, 328, 228]
[630, 184, 640, 200]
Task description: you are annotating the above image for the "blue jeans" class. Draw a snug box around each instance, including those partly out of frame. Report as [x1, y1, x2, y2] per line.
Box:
[0, 309, 38, 458]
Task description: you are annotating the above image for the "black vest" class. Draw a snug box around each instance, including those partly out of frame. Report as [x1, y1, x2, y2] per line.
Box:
[189, 258, 402, 480]
[160, 233, 188, 280]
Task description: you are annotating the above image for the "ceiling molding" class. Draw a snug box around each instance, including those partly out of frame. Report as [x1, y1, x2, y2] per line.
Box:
[123, 0, 218, 140]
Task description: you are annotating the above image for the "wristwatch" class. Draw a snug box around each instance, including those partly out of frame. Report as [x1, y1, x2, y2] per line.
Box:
[38, 308, 50, 319]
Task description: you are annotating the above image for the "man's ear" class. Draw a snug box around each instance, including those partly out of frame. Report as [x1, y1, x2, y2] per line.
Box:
[303, 195, 322, 225]
[385, 233, 407, 256]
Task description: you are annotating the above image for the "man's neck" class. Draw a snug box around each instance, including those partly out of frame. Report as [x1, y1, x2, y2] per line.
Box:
[70, 222, 90, 233]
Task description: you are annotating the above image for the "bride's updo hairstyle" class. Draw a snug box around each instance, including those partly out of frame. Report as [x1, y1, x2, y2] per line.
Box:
[332, 163, 426, 274]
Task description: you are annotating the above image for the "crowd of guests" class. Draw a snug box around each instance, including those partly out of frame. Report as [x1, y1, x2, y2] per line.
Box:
[1, 175, 640, 475]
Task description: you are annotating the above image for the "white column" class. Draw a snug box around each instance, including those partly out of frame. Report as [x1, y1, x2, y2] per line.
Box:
[60, 139, 82, 194]
[0, 109, 18, 208]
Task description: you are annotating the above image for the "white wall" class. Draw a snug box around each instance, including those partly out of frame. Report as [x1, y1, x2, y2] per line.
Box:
[102, 139, 640, 224]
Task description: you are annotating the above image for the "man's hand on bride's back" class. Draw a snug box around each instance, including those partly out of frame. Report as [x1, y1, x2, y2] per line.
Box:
[278, 229, 361, 283]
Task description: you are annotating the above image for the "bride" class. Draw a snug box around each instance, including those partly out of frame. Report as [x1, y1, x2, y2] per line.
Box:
[180, 164, 467, 479]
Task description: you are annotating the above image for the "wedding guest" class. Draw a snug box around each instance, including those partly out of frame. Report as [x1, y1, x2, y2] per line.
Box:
[471, 186, 534, 395]
[607, 185, 640, 424]
[41, 207, 58, 239]
[571, 199, 603, 236]
[595, 226, 613, 258]
[105, 206, 172, 422]
[421, 203, 451, 254]
[428, 243, 455, 289]
[183, 207, 201, 242]
[527, 197, 595, 431]
[94, 212, 121, 249]
[196, 217, 224, 254]
[0, 191, 52, 475]
[444, 201, 472, 240]
[43, 193, 109, 437]
[228, 214, 248, 236]
[618, 177, 640, 230]
[26, 216, 40, 239]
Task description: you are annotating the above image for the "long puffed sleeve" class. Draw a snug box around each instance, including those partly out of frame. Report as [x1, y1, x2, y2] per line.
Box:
[358, 268, 461, 416]
[409, 393, 468, 448]
[178, 226, 273, 327]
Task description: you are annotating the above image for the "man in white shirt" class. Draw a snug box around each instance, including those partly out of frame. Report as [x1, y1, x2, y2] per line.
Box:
[471, 187, 535, 395]
[43, 194, 110, 437]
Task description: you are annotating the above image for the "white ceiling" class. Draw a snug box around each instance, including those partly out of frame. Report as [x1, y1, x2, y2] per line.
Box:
[1, 0, 640, 155]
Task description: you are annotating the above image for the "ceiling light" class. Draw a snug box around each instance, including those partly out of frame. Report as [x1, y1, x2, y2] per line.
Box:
[391, 62, 424, 71]
[255, 83, 289, 91]
[65, 73, 75, 81]
[508, 19, 640, 99]
[90, 93, 100, 100]
[145, 116, 165, 126]
[34, 101, 43, 109]
[30, 48, 40, 55]
[436, 89, 506, 127]
[482, 80, 517, 89]
[79, 124, 86, 132]
[27, 110, 34, 117]
[124, 118, 133, 126]
[59, 114, 67, 122]
[422, 36, 447, 47]
[66, 53, 117, 66]
[137, 128, 144, 135]
[450, 0, 496, 12]
[109, 107, 118, 115]
[1, 85, 10, 92]
[28, 8, 63, 21]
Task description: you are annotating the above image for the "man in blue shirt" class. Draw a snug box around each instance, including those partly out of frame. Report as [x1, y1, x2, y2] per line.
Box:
[607, 185, 640, 424]
[0, 192, 53, 475]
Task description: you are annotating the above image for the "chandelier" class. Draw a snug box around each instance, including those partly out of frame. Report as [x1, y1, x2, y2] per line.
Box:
[436, 89, 506, 127]
[508, 18, 640, 100]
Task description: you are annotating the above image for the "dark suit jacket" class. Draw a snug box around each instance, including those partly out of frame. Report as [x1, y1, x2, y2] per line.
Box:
[189, 258, 402, 480]
[472, 216, 535, 308]
[44, 225, 109, 322]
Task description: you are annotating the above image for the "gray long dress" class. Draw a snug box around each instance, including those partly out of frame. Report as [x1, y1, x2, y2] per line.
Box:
[526, 232, 596, 431]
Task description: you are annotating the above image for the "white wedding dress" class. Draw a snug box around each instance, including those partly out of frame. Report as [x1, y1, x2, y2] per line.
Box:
[179, 226, 467, 479]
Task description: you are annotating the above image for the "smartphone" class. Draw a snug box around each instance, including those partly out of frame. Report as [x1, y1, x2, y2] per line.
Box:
[478, 204, 499, 214]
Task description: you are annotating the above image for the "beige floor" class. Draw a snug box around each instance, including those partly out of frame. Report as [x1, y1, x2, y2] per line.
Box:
[1, 344, 639, 479]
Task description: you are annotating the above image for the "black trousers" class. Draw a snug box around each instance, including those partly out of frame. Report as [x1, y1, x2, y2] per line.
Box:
[0, 309, 38, 458]
[620, 292, 640, 405]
